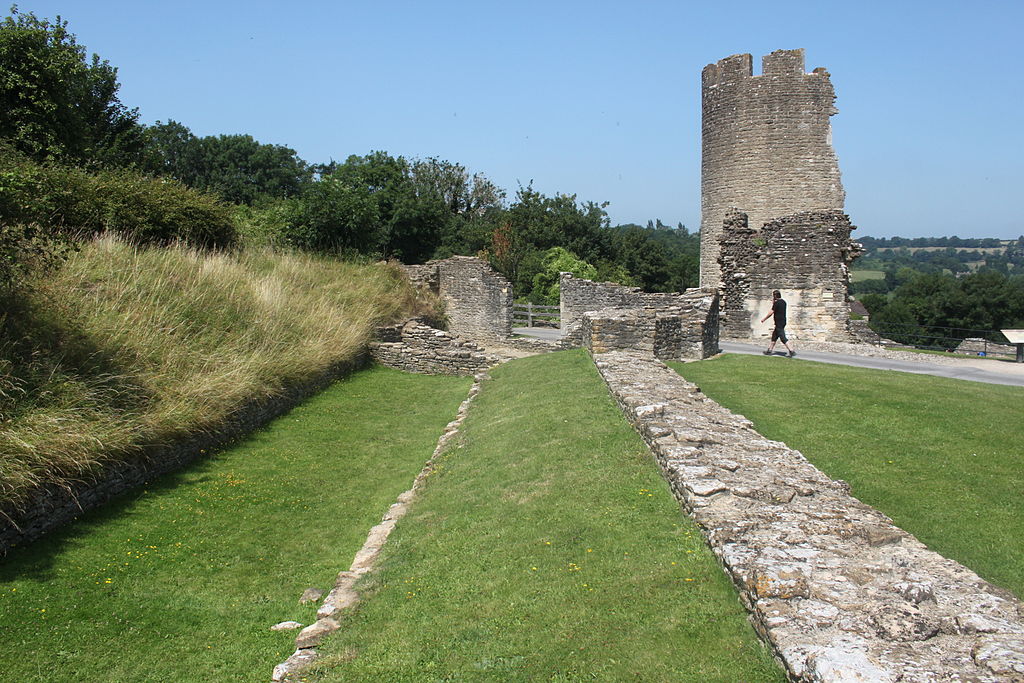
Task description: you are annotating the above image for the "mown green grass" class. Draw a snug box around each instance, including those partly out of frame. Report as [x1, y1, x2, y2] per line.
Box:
[670, 355, 1024, 597]
[0, 366, 471, 682]
[312, 350, 784, 682]
[850, 269, 884, 282]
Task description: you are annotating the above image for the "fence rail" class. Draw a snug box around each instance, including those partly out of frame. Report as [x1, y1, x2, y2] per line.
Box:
[513, 303, 560, 328]
[869, 321, 1016, 357]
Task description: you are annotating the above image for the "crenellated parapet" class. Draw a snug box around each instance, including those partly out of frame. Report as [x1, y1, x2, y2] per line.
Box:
[700, 49, 845, 290]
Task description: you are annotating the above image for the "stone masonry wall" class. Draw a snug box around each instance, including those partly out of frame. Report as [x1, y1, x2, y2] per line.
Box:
[580, 291, 720, 361]
[559, 274, 712, 344]
[701, 49, 845, 290]
[0, 357, 364, 555]
[593, 350, 1024, 682]
[402, 257, 512, 343]
[370, 319, 499, 376]
[718, 209, 862, 343]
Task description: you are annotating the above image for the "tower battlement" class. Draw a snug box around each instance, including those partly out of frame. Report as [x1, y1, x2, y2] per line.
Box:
[699, 49, 845, 289]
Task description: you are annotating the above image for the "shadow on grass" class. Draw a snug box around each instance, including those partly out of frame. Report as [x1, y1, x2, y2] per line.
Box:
[0, 433, 249, 582]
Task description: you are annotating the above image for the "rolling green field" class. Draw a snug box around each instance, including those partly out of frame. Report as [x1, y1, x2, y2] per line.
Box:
[849, 269, 884, 281]
[670, 355, 1024, 598]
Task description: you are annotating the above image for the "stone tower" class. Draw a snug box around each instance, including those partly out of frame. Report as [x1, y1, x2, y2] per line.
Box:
[700, 49, 845, 289]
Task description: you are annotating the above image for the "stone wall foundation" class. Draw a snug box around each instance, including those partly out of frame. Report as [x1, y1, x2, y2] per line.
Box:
[592, 349, 1024, 682]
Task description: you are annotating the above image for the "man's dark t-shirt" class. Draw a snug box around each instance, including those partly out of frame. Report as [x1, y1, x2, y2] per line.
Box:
[772, 297, 787, 327]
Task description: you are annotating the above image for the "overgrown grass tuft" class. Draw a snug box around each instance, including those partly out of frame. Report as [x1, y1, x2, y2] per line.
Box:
[670, 355, 1024, 598]
[0, 236, 423, 509]
[312, 350, 784, 682]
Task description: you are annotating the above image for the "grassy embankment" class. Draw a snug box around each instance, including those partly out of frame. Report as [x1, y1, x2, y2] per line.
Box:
[0, 235, 424, 510]
[311, 350, 785, 682]
[0, 236, 473, 680]
[670, 355, 1024, 598]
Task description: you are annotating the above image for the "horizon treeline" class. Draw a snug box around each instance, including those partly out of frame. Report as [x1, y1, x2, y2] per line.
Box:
[0, 7, 697, 304]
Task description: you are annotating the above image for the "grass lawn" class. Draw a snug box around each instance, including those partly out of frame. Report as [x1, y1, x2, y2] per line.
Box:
[312, 350, 784, 682]
[0, 366, 472, 682]
[669, 355, 1024, 598]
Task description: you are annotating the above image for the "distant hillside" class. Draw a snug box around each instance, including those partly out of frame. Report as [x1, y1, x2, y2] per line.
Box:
[854, 235, 1024, 275]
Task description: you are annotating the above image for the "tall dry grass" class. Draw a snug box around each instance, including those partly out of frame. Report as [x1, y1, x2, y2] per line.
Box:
[0, 235, 420, 509]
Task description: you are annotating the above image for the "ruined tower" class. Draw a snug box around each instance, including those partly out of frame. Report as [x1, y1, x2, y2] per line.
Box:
[700, 49, 845, 289]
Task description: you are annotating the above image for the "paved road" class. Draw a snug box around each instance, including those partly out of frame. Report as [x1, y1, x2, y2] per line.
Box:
[513, 326, 562, 342]
[721, 341, 1024, 388]
[512, 327, 1024, 387]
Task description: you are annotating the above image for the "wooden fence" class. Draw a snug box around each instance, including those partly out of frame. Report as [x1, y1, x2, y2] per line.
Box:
[513, 303, 560, 327]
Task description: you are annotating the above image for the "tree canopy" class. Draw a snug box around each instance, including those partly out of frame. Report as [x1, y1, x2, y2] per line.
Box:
[141, 121, 313, 204]
[0, 7, 143, 167]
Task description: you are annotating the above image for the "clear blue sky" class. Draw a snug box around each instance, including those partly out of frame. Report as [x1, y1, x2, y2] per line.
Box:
[17, 0, 1024, 239]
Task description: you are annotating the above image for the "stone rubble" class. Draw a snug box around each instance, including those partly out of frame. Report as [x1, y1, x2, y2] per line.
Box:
[591, 349, 1024, 682]
[370, 318, 501, 376]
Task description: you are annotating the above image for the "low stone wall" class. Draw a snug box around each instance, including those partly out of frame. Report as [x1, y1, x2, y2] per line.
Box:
[956, 338, 1016, 357]
[592, 349, 1024, 682]
[718, 209, 862, 343]
[560, 273, 685, 340]
[582, 293, 719, 361]
[0, 357, 364, 556]
[370, 319, 500, 376]
[560, 274, 719, 358]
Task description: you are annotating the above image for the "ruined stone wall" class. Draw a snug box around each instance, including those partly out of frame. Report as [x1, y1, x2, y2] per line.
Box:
[402, 257, 513, 343]
[570, 280, 720, 360]
[701, 49, 845, 290]
[370, 319, 499, 376]
[718, 209, 861, 342]
[593, 350, 1024, 681]
[560, 274, 696, 341]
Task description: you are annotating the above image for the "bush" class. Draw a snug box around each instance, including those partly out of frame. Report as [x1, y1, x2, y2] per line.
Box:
[0, 223, 73, 297]
[0, 146, 237, 248]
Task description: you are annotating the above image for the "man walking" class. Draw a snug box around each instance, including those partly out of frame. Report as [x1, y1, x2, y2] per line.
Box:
[761, 290, 795, 357]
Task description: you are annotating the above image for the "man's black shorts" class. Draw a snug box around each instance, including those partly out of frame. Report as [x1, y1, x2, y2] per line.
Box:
[771, 326, 788, 343]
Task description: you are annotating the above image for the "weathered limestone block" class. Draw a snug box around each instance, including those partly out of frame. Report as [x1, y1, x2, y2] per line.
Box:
[591, 350, 1024, 682]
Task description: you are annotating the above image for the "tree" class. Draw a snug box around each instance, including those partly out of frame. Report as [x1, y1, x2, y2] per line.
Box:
[142, 122, 312, 204]
[0, 7, 143, 166]
[529, 247, 597, 304]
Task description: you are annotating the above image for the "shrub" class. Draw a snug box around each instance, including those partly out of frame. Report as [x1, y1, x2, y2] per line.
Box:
[0, 146, 237, 248]
[0, 223, 74, 297]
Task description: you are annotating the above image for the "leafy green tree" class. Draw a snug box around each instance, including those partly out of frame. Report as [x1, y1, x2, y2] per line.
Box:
[857, 293, 888, 316]
[142, 121, 312, 204]
[529, 247, 597, 304]
[282, 172, 380, 253]
[0, 7, 143, 166]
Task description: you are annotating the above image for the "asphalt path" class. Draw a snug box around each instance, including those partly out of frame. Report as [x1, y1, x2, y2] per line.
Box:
[512, 327, 1024, 388]
[722, 341, 1024, 387]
